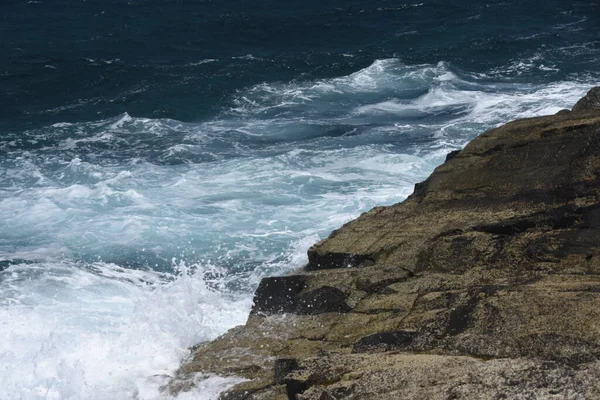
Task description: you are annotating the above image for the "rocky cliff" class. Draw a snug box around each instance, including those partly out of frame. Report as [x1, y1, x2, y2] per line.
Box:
[170, 87, 600, 400]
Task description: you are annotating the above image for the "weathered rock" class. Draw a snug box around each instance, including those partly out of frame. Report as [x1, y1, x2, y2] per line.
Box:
[169, 88, 600, 399]
[273, 358, 299, 384]
[351, 330, 418, 353]
[573, 87, 600, 112]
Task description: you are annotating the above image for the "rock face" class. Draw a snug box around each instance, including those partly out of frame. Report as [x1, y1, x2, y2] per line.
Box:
[170, 87, 600, 399]
[573, 87, 600, 113]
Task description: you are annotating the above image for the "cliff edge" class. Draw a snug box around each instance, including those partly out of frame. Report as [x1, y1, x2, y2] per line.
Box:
[171, 87, 600, 400]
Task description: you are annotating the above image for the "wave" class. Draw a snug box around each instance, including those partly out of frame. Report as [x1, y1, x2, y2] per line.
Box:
[0, 260, 253, 399]
[1, 59, 595, 267]
[0, 58, 597, 399]
[3, 60, 595, 163]
[1, 59, 595, 266]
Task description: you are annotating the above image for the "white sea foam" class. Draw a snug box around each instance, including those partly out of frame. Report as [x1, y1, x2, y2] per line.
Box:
[1, 58, 597, 399]
[0, 261, 253, 400]
[187, 59, 218, 66]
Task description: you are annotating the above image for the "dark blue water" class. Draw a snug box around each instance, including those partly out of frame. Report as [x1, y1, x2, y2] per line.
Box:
[1, 1, 599, 399]
[2, 0, 599, 128]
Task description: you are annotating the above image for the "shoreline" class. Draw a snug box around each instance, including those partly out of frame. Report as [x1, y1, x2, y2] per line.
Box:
[172, 87, 600, 399]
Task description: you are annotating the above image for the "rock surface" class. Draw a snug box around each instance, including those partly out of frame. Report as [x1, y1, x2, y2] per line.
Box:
[170, 87, 600, 399]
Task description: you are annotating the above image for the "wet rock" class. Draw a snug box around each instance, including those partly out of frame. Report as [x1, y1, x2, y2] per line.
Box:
[251, 275, 306, 314]
[251, 277, 351, 315]
[296, 286, 351, 315]
[306, 250, 373, 270]
[219, 389, 252, 400]
[285, 379, 308, 400]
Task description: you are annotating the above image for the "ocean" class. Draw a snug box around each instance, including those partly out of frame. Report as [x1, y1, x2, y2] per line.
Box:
[1, 0, 599, 398]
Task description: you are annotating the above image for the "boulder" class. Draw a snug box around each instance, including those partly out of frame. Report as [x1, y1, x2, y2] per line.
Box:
[572, 87, 600, 112]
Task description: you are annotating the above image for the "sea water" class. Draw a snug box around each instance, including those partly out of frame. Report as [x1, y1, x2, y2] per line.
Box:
[1, 1, 599, 398]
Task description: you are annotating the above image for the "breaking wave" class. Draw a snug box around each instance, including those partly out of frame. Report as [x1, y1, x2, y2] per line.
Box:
[0, 58, 596, 398]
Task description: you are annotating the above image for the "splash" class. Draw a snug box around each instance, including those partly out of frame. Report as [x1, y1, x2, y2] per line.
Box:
[0, 261, 251, 399]
[0, 59, 596, 399]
